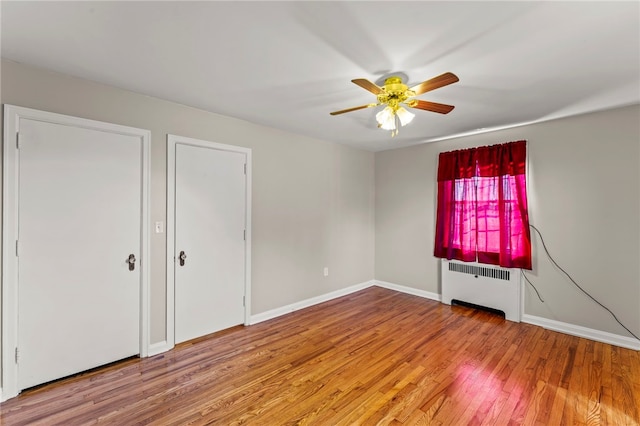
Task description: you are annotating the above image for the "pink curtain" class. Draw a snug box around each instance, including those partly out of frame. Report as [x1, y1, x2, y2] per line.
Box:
[434, 140, 532, 269]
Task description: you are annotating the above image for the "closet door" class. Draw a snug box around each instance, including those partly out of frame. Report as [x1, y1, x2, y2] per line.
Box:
[16, 117, 144, 390]
[174, 142, 247, 344]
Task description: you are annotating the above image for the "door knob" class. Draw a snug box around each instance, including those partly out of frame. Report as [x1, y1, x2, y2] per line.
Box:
[127, 254, 136, 271]
[179, 250, 187, 266]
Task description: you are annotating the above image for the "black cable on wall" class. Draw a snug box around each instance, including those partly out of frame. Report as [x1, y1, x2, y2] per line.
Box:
[527, 224, 639, 342]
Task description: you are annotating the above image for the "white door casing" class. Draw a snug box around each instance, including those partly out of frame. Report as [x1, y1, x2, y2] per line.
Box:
[2, 105, 150, 400]
[166, 135, 251, 347]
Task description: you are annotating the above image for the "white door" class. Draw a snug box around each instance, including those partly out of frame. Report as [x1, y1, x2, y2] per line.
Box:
[174, 143, 246, 344]
[17, 118, 143, 390]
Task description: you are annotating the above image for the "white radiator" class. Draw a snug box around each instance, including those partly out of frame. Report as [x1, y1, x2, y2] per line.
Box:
[441, 259, 521, 322]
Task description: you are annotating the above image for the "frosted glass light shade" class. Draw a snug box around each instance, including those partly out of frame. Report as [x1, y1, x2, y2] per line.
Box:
[396, 107, 415, 126]
[376, 106, 396, 130]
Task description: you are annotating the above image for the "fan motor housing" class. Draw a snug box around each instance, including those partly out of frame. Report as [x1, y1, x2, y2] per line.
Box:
[379, 76, 413, 105]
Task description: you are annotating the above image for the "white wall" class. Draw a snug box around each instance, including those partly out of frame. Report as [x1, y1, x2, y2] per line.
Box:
[375, 104, 640, 340]
[0, 59, 375, 347]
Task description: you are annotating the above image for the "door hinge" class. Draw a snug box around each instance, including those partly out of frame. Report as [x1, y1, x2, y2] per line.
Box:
[243, 296, 246, 307]
[15, 347, 19, 364]
[16, 133, 20, 149]
[244, 163, 247, 175]
[15, 240, 19, 257]
[243, 230, 246, 241]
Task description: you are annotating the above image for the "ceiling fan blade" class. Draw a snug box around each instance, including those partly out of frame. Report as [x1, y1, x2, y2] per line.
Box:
[408, 100, 455, 114]
[351, 79, 383, 95]
[409, 72, 459, 96]
[330, 103, 378, 115]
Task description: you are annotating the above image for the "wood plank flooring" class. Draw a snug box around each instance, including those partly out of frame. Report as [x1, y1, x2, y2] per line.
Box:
[1, 287, 639, 425]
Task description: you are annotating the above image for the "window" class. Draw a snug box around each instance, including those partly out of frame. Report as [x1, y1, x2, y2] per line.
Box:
[434, 140, 532, 269]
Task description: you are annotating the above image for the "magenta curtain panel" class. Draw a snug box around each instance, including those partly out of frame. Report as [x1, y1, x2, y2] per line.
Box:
[434, 140, 532, 269]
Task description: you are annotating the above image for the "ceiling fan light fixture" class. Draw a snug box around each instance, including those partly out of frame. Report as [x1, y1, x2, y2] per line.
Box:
[376, 105, 414, 136]
[330, 72, 458, 138]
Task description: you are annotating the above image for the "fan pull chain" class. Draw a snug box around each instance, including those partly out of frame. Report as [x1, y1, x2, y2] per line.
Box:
[392, 114, 399, 137]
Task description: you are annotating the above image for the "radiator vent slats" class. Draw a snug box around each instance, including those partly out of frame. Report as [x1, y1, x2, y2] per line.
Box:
[448, 262, 510, 281]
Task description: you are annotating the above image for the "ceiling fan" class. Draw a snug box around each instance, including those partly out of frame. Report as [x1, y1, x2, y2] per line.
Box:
[330, 72, 459, 137]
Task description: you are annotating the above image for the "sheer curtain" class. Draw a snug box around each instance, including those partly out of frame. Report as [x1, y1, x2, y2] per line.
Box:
[434, 140, 532, 269]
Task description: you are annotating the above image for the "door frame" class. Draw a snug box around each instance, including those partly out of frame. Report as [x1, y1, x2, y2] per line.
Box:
[166, 134, 252, 348]
[2, 105, 151, 401]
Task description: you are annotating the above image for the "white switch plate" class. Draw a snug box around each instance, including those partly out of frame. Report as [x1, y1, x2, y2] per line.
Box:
[323, 267, 329, 277]
[155, 221, 164, 233]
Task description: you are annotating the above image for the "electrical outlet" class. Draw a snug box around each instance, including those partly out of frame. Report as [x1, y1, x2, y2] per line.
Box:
[155, 221, 164, 233]
[323, 267, 329, 277]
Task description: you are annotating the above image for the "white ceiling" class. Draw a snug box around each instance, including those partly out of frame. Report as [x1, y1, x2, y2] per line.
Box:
[2, 1, 639, 152]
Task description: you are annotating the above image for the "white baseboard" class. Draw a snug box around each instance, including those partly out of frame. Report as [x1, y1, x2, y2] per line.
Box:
[147, 340, 173, 357]
[522, 314, 640, 351]
[249, 280, 375, 325]
[374, 280, 441, 302]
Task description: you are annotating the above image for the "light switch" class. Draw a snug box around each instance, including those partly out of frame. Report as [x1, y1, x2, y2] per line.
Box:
[323, 267, 329, 277]
[155, 221, 164, 233]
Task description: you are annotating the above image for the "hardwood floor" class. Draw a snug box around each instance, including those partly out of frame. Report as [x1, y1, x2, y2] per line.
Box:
[1, 287, 639, 425]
